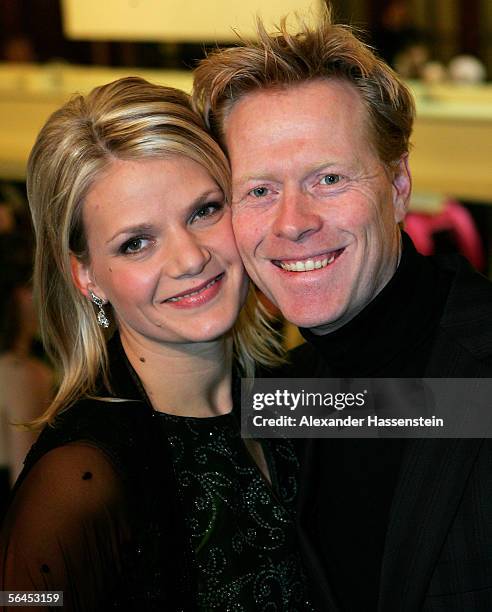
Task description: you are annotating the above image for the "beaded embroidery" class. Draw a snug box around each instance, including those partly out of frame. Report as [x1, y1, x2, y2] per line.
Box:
[158, 413, 315, 610]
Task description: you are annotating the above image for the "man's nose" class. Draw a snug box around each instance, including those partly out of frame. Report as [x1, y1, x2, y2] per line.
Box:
[165, 229, 211, 278]
[271, 189, 322, 242]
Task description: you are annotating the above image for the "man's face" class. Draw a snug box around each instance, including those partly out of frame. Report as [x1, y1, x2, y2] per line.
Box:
[225, 79, 411, 333]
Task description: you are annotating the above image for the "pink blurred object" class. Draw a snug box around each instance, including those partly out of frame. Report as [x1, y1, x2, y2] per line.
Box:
[405, 199, 485, 271]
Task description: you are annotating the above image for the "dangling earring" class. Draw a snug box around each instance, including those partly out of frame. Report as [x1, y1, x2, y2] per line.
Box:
[90, 291, 110, 328]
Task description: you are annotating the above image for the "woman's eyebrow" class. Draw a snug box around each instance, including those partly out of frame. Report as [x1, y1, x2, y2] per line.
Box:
[106, 223, 154, 245]
[106, 189, 224, 244]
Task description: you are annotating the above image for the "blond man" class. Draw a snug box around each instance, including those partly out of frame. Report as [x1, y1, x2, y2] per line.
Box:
[193, 10, 492, 612]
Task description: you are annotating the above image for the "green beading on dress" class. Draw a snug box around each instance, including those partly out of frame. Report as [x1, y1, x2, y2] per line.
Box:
[157, 411, 315, 611]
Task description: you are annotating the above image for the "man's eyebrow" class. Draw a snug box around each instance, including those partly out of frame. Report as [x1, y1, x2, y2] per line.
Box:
[232, 173, 278, 187]
[233, 162, 343, 187]
[310, 161, 343, 173]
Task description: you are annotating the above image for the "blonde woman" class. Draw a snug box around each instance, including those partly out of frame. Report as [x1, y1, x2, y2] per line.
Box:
[0, 78, 314, 611]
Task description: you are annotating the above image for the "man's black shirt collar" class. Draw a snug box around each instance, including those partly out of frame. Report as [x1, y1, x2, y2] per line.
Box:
[299, 232, 452, 377]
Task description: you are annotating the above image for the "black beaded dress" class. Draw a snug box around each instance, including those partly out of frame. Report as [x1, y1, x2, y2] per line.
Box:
[0, 335, 314, 611]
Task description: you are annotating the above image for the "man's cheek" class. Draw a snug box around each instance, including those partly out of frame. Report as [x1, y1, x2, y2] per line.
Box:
[233, 222, 260, 253]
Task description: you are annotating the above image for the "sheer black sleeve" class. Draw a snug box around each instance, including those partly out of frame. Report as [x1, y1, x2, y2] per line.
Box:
[0, 443, 131, 611]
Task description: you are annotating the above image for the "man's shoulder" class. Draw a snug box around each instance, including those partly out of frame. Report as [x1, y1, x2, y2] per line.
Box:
[435, 254, 492, 359]
[434, 252, 492, 303]
[415, 253, 492, 377]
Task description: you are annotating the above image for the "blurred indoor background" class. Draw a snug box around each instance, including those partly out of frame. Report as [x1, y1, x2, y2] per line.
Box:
[0, 0, 491, 500]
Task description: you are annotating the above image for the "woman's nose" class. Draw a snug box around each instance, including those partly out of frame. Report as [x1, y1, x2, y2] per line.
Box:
[165, 229, 211, 278]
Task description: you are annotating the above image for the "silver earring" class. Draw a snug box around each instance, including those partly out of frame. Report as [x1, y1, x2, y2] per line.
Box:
[90, 291, 110, 328]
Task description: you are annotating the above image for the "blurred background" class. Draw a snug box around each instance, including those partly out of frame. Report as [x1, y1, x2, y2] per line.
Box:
[0, 0, 491, 500]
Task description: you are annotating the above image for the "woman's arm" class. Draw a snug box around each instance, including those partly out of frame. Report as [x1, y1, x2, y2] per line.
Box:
[0, 443, 131, 611]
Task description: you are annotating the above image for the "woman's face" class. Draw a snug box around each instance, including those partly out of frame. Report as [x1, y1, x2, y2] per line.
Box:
[72, 157, 248, 347]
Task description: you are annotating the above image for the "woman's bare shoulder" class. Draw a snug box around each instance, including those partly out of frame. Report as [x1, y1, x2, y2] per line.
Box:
[9, 442, 126, 519]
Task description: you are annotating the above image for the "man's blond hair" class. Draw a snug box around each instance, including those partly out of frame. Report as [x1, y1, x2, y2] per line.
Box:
[193, 8, 415, 165]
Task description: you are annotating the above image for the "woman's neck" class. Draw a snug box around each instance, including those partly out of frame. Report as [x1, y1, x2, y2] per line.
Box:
[120, 331, 234, 418]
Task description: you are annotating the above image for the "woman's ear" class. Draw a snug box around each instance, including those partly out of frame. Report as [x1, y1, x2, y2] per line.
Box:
[70, 253, 106, 302]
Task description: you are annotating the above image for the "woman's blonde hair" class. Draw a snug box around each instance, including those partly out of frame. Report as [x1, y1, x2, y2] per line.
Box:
[27, 77, 283, 426]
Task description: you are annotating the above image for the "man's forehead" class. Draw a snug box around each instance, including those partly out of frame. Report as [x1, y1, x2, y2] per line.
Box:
[223, 80, 370, 162]
[223, 78, 365, 130]
[224, 79, 373, 182]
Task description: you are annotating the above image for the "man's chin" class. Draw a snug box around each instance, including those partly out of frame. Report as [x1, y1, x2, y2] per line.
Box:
[280, 309, 344, 334]
[257, 286, 348, 332]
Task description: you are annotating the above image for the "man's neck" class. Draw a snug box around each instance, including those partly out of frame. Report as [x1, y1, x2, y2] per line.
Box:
[309, 239, 402, 336]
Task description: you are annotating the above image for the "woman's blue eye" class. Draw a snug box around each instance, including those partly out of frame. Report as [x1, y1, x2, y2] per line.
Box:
[249, 186, 269, 198]
[320, 174, 341, 185]
[120, 237, 149, 254]
[191, 202, 222, 223]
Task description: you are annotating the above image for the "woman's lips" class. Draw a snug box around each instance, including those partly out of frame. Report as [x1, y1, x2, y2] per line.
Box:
[163, 273, 225, 308]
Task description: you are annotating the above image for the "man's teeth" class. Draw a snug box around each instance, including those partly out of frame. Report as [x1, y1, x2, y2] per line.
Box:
[167, 277, 219, 302]
[280, 254, 336, 272]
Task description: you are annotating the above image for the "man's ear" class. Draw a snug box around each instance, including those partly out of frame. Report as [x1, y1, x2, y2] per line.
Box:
[70, 253, 105, 302]
[391, 154, 412, 224]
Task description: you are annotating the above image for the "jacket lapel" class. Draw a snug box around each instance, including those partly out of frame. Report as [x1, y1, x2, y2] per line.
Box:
[378, 437, 483, 612]
[379, 256, 492, 611]
[379, 288, 488, 612]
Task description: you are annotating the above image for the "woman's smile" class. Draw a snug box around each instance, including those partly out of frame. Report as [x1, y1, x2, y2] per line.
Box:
[75, 157, 248, 345]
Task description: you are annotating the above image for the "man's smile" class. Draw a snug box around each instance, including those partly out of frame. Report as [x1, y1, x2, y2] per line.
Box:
[272, 248, 345, 272]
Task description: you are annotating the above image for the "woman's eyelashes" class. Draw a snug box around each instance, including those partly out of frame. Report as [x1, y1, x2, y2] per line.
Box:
[189, 201, 224, 224]
[119, 235, 153, 255]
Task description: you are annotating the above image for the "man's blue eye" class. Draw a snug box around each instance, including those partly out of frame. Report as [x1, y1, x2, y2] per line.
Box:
[320, 174, 340, 185]
[249, 187, 269, 198]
